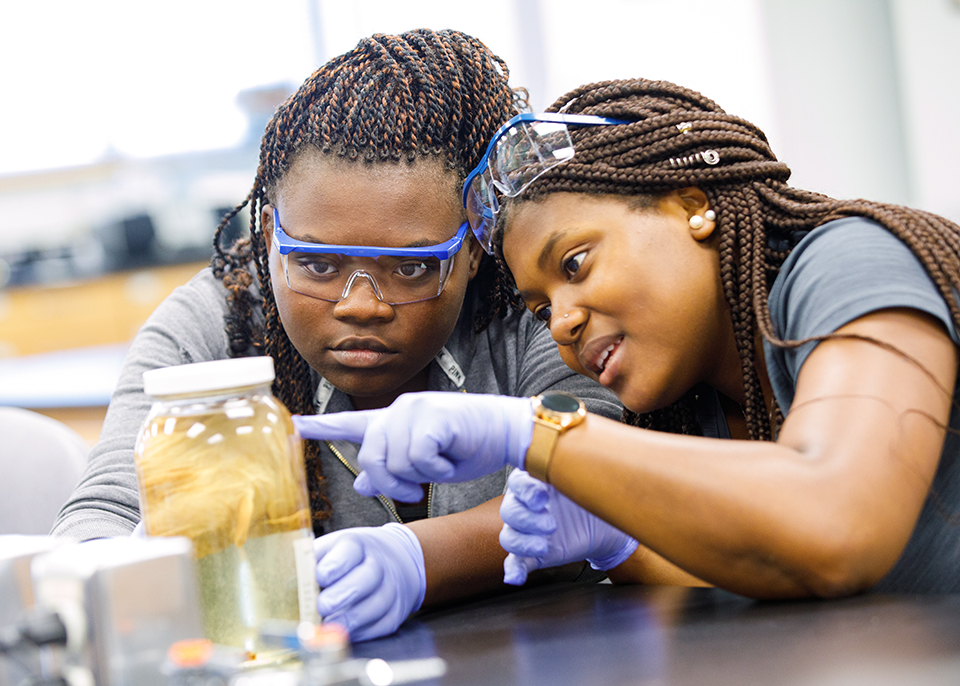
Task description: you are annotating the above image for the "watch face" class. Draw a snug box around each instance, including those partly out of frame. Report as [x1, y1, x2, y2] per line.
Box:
[541, 391, 582, 413]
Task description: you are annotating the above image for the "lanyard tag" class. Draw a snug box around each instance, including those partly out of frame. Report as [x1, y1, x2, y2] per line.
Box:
[314, 377, 336, 413]
[436, 346, 465, 388]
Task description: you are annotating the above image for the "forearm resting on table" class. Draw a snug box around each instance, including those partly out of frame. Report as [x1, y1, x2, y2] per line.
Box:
[408, 497, 591, 608]
[406, 498, 506, 607]
[608, 544, 710, 587]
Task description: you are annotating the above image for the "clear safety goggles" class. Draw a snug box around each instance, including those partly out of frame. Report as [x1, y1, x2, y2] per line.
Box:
[272, 208, 469, 305]
[462, 112, 629, 253]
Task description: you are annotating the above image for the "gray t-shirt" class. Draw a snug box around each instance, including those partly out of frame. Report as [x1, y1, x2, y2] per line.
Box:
[761, 217, 960, 593]
[51, 267, 622, 540]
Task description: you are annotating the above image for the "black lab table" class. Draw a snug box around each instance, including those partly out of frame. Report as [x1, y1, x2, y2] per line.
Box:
[352, 581, 960, 686]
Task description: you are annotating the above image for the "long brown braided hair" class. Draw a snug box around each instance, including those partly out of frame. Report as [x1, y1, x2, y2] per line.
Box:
[210, 29, 524, 527]
[494, 78, 960, 441]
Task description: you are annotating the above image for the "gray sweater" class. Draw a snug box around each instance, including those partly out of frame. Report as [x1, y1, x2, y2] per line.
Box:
[52, 267, 622, 540]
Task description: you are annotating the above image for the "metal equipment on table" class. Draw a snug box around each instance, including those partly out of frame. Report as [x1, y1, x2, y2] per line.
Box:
[0, 536, 445, 686]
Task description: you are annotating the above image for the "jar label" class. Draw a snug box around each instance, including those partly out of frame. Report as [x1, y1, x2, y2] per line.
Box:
[293, 536, 320, 623]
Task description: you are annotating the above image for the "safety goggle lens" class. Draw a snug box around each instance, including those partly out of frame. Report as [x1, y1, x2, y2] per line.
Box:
[282, 252, 454, 305]
[486, 121, 575, 199]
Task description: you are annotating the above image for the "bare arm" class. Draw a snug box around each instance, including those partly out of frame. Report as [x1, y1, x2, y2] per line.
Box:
[608, 544, 711, 587]
[546, 309, 958, 597]
[407, 497, 507, 607]
[409, 496, 600, 607]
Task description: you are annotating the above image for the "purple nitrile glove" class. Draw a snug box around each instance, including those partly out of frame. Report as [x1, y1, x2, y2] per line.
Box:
[499, 469, 639, 585]
[314, 523, 426, 642]
[292, 391, 534, 502]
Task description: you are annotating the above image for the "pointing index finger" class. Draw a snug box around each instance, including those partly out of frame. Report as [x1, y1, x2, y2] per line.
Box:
[293, 409, 379, 442]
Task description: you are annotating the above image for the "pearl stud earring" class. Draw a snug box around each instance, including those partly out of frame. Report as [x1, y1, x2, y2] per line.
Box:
[690, 209, 716, 229]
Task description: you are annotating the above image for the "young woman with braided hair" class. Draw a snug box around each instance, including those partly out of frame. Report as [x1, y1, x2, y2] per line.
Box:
[52, 30, 622, 640]
[299, 77, 960, 598]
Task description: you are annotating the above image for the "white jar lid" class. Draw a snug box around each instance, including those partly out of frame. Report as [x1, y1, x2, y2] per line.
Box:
[143, 357, 275, 397]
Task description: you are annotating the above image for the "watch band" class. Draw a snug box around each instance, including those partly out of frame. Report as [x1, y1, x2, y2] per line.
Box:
[524, 392, 587, 483]
[525, 416, 561, 483]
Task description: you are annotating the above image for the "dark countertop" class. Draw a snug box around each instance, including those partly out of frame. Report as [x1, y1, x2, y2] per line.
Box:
[352, 581, 960, 686]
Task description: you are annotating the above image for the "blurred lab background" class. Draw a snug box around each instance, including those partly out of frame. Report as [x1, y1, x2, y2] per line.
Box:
[1, 0, 958, 445]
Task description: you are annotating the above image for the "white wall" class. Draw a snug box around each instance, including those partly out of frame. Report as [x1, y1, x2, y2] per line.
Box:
[759, 0, 911, 205]
[890, 0, 960, 223]
[2, 0, 959, 257]
[315, 0, 779, 156]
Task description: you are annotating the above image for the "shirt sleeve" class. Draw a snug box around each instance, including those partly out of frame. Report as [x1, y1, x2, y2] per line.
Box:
[764, 216, 959, 412]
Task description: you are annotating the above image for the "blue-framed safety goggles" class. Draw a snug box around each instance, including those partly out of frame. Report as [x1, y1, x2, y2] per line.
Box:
[462, 112, 629, 253]
[272, 208, 469, 305]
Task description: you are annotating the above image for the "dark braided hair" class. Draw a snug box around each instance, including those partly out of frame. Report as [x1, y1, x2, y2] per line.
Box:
[494, 78, 960, 441]
[210, 29, 524, 528]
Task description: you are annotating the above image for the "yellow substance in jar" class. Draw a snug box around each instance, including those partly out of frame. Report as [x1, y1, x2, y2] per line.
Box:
[136, 394, 311, 559]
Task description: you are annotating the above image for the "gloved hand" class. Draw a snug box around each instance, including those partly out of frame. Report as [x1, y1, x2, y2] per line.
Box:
[131, 521, 146, 538]
[293, 392, 533, 502]
[314, 523, 426, 642]
[499, 470, 639, 585]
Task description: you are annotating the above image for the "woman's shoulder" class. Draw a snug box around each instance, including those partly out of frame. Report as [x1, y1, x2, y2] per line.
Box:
[145, 265, 224, 320]
[447, 300, 547, 379]
[774, 215, 932, 303]
[766, 213, 959, 390]
[466, 301, 549, 354]
[138, 263, 262, 348]
[784, 215, 901, 265]
[161, 263, 261, 314]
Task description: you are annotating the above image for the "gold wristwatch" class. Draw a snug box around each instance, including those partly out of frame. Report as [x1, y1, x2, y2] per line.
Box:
[525, 391, 587, 483]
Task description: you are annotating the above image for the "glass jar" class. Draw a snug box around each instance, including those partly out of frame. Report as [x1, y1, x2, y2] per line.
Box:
[135, 357, 317, 658]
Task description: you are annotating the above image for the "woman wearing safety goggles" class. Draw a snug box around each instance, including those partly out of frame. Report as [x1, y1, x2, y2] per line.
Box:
[299, 77, 960, 601]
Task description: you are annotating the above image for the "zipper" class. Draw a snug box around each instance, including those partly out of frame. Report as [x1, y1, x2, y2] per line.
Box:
[325, 440, 403, 523]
